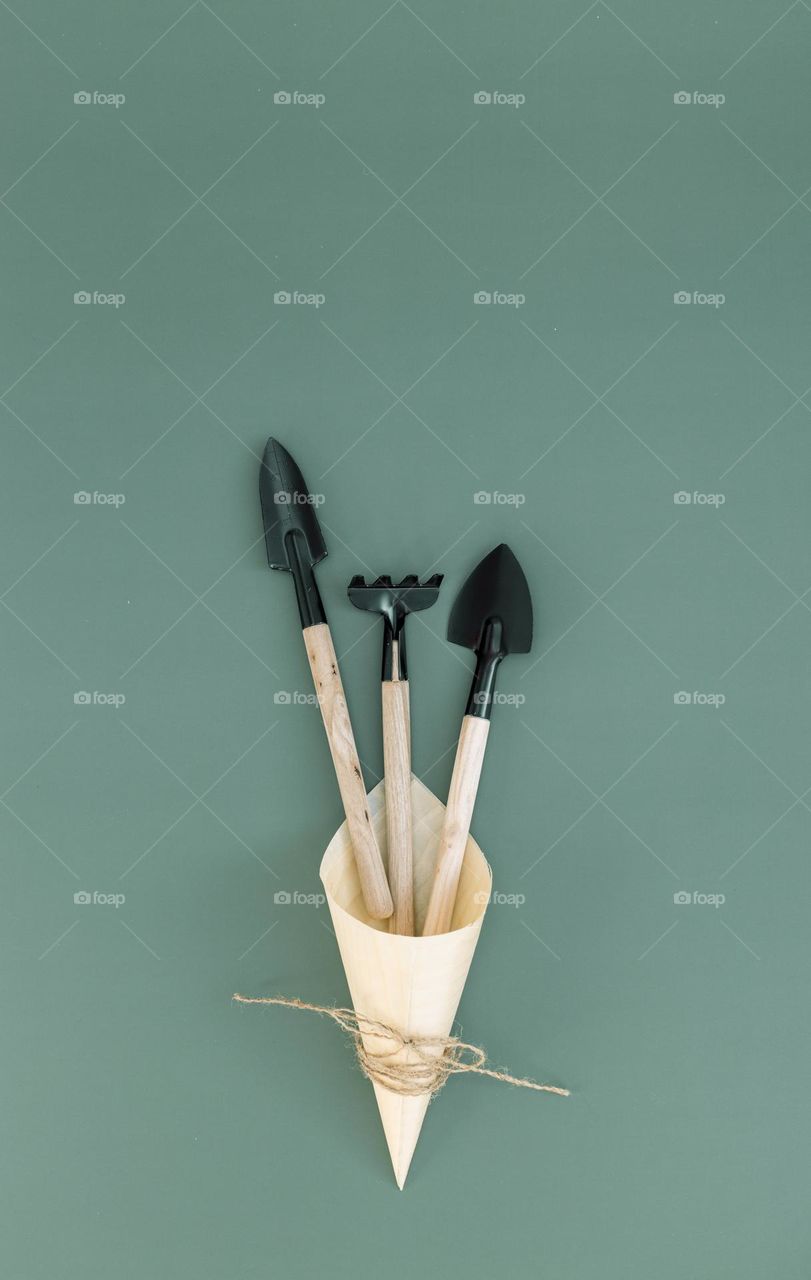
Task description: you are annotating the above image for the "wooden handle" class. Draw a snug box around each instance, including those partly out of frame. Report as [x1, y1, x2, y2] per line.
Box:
[303, 623, 393, 920]
[382, 678, 413, 935]
[422, 715, 490, 936]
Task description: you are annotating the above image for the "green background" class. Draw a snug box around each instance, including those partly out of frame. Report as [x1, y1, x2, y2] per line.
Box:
[3, 2, 810, 1275]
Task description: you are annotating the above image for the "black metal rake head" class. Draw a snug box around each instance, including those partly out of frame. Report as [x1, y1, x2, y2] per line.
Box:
[348, 574, 443, 679]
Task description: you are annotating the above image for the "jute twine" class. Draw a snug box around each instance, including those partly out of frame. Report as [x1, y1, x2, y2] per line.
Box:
[233, 994, 570, 1100]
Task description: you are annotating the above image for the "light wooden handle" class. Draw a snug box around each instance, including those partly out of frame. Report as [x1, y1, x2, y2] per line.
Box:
[382, 678, 413, 936]
[303, 623, 393, 920]
[422, 715, 490, 936]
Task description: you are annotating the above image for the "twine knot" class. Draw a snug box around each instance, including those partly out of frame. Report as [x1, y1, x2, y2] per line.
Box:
[233, 994, 570, 1100]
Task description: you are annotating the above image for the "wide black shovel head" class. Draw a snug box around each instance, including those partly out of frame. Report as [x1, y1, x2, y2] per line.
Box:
[259, 437, 327, 572]
[447, 543, 533, 655]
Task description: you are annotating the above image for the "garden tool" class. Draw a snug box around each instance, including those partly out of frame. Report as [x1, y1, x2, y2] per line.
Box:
[422, 544, 533, 936]
[259, 437, 393, 920]
[348, 573, 443, 935]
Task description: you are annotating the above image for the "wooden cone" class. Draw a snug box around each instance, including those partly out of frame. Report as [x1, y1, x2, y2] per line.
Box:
[320, 776, 491, 1188]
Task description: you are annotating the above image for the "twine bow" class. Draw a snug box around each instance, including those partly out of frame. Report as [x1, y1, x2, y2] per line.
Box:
[233, 994, 570, 1100]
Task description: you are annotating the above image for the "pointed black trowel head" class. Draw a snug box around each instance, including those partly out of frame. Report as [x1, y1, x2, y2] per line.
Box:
[447, 543, 533, 656]
[259, 437, 327, 572]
